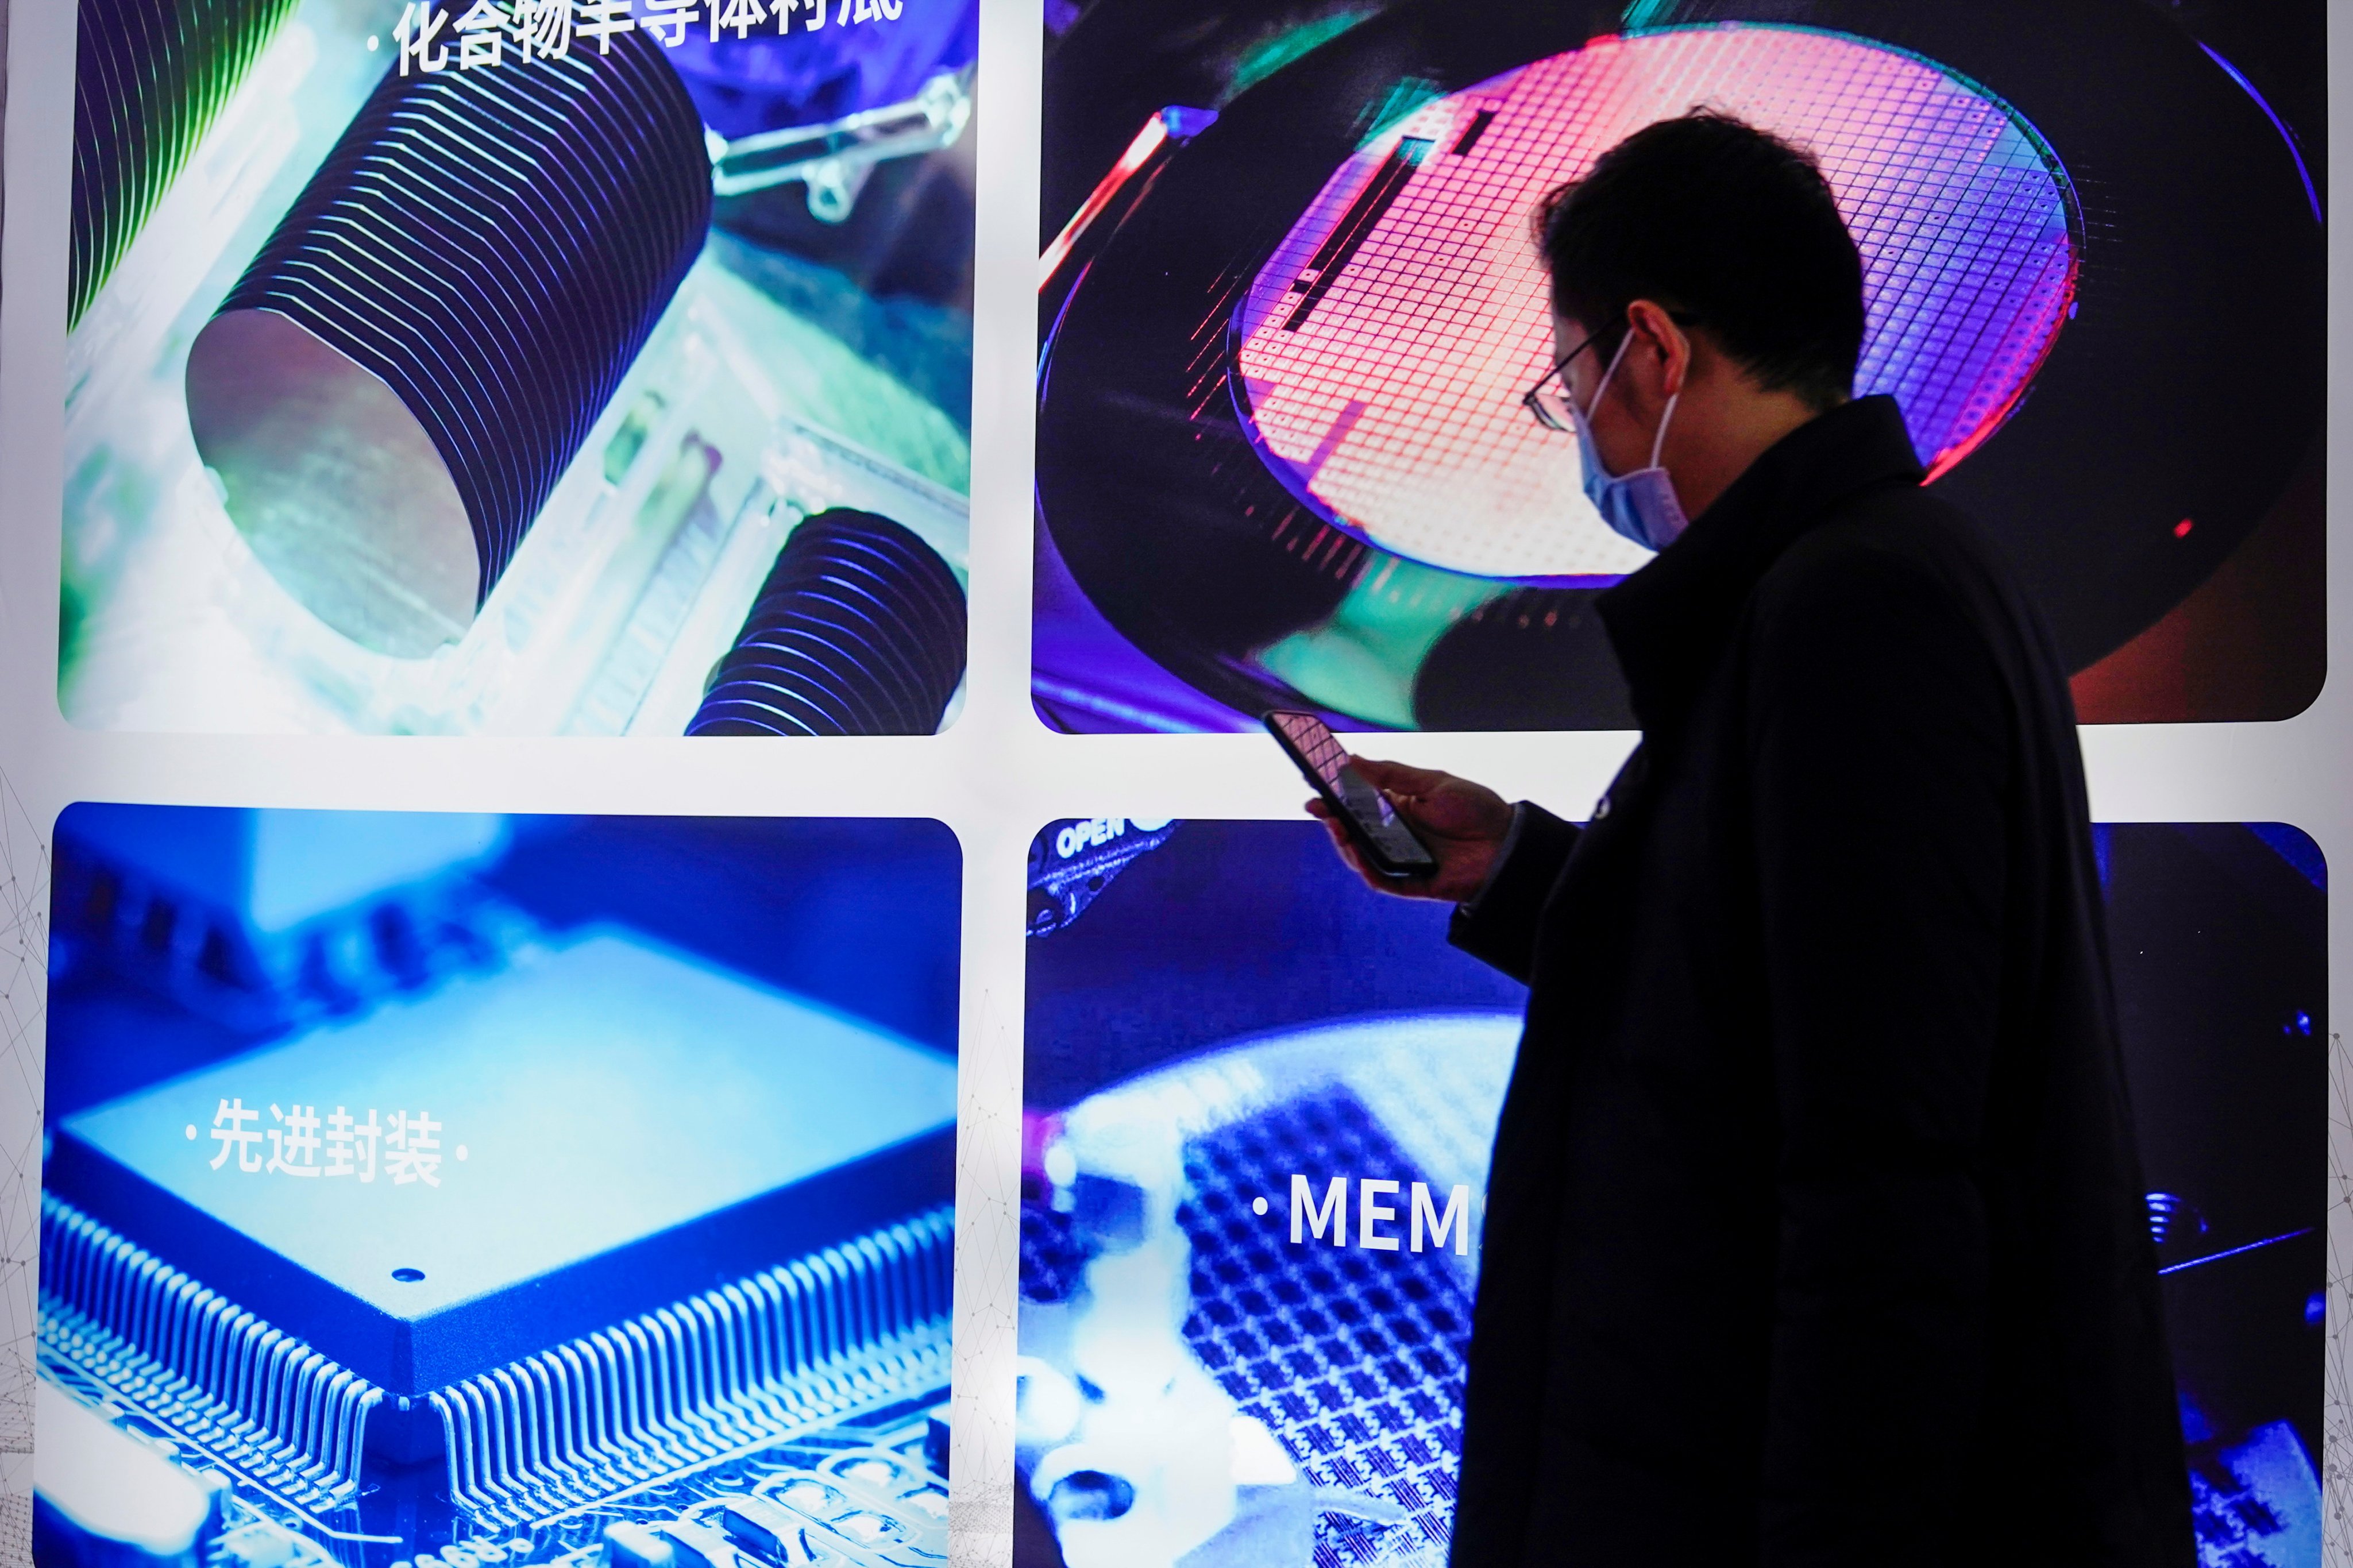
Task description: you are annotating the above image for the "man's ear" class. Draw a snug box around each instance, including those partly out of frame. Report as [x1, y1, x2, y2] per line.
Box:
[1625, 299, 1692, 399]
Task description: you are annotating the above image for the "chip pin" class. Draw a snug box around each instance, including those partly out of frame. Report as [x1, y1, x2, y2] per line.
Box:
[425, 1210, 950, 1526]
[38, 1196, 381, 1508]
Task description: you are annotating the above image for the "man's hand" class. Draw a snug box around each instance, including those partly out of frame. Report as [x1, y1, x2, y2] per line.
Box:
[1307, 758, 1515, 903]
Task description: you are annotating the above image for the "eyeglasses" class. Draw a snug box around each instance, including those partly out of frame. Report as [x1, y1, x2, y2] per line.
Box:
[1521, 311, 1700, 433]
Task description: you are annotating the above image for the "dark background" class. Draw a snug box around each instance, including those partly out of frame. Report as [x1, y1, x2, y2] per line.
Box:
[1024, 820, 1525, 1106]
[1040, 0, 2321, 245]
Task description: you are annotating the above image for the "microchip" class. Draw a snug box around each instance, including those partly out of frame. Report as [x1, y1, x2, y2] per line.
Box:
[48, 929, 958, 1396]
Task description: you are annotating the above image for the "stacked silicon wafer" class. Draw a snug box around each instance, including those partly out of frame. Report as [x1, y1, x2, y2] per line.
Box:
[192, 31, 712, 645]
[689, 509, 968, 736]
[70, 0, 302, 326]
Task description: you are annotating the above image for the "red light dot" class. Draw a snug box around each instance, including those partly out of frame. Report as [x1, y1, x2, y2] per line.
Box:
[2173, 519, 2194, 538]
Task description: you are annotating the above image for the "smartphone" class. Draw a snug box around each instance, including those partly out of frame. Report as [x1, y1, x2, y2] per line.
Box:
[1265, 710, 1439, 878]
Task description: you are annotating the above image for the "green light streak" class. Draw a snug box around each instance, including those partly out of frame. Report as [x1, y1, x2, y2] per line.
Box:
[1257, 553, 1504, 728]
[1230, 9, 1376, 100]
[1360, 77, 1444, 145]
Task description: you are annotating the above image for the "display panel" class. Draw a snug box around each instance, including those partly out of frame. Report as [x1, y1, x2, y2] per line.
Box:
[61, 0, 977, 735]
[1033, 0, 2324, 731]
[1232, 29, 2074, 583]
[0, 0, 2339, 1558]
[1018, 818, 2325, 1567]
[34, 808, 960, 1561]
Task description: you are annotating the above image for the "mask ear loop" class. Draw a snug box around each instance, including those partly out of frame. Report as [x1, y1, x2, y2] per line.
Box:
[1580, 330, 1638, 427]
[1586, 328, 1679, 474]
[1648, 390, 1680, 470]
[1639, 317, 1684, 470]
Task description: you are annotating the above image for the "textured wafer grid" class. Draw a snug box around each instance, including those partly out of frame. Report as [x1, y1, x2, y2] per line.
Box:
[1178, 1090, 1472, 1567]
[1235, 25, 2077, 583]
[1270, 712, 1349, 789]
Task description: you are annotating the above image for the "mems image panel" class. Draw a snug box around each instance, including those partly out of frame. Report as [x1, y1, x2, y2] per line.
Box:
[1017, 818, 2324, 1568]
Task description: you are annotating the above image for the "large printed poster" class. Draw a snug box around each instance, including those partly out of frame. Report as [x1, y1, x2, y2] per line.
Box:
[1019, 819, 2326, 1567]
[61, 0, 977, 735]
[37, 808, 960, 1557]
[1032, 0, 2325, 731]
[9, 0, 2343, 1561]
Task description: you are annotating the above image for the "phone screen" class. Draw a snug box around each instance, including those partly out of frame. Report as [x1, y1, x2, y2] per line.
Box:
[1266, 712, 1437, 874]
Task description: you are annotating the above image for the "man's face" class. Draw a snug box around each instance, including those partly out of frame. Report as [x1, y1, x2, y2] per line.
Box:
[1552, 310, 1604, 411]
[1552, 307, 1649, 480]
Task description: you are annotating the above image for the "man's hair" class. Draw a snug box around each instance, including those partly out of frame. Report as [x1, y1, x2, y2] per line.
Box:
[1534, 112, 1865, 411]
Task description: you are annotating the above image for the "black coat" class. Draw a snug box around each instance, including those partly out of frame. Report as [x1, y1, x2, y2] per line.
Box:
[1445, 397, 2194, 1566]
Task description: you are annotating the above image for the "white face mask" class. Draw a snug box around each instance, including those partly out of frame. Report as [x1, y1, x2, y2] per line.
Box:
[1569, 331, 1690, 553]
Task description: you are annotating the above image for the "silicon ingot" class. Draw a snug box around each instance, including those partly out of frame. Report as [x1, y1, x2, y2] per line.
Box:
[689, 509, 967, 736]
[186, 37, 712, 658]
[72, 0, 302, 326]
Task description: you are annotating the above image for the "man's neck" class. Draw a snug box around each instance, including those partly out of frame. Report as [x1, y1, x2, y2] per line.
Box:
[1671, 391, 1841, 523]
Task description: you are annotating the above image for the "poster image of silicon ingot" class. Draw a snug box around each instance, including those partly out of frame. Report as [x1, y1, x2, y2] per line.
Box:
[34, 806, 963, 1561]
[1018, 818, 2327, 1568]
[186, 33, 712, 658]
[61, 0, 977, 735]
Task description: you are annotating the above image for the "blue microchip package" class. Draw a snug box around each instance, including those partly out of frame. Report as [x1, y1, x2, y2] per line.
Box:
[48, 929, 958, 1397]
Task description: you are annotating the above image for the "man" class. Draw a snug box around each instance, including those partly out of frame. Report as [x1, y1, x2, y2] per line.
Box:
[1312, 115, 2193, 1565]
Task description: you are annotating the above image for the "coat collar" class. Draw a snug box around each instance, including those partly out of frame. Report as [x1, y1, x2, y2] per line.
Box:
[1594, 395, 1924, 739]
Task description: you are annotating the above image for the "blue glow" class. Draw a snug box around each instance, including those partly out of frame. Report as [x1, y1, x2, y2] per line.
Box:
[2198, 43, 2323, 226]
[60, 802, 508, 932]
[2155, 1225, 2316, 1276]
[2248, 822, 2327, 891]
[2190, 1422, 2322, 1566]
